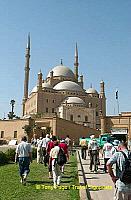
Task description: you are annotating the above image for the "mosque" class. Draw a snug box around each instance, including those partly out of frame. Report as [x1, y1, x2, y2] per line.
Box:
[0, 35, 107, 142]
[23, 34, 106, 128]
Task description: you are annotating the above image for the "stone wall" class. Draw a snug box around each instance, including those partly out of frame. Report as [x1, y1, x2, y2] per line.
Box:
[56, 117, 100, 143]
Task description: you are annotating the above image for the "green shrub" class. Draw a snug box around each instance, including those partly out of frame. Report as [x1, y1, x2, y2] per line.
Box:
[0, 151, 8, 165]
[32, 147, 37, 159]
[5, 148, 16, 162]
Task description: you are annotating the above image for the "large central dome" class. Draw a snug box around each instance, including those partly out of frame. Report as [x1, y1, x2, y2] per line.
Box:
[47, 65, 75, 78]
[53, 81, 83, 92]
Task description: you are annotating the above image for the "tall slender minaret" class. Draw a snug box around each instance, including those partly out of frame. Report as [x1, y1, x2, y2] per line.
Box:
[74, 43, 79, 82]
[22, 33, 30, 116]
[99, 80, 106, 116]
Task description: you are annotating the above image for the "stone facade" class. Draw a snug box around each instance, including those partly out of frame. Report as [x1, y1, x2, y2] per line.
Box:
[0, 118, 34, 142]
[0, 116, 100, 143]
[101, 112, 131, 140]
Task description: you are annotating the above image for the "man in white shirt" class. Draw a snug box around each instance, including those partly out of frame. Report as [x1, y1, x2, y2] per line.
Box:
[15, 136, 32, 185]
[103, 138, 113, 173]
[42, 134, 50, 166]
[88, 135, 99, 172]
[49, 141, 61, 189]
[37, 137, 43, 164]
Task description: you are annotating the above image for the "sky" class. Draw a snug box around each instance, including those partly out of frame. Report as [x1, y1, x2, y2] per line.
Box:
[0, 0, 131, 119]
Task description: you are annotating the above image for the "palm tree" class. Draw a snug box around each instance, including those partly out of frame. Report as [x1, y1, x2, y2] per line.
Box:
[10, 99, 15, 113]
[8, 99, 16, 119]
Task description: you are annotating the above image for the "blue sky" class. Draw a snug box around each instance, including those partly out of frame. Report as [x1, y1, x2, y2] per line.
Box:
[0, 0, 131, 119]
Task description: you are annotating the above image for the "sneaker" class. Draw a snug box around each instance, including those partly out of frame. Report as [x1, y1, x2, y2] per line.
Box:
[20, 178, 23, 184]
[23, 174, 27, 185]
[54, 184, 57, 189]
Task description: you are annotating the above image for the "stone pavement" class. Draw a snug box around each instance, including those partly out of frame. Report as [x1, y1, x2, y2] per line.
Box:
[78, 150, 115, 200]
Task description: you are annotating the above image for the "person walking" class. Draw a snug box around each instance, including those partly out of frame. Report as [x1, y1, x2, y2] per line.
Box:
[49, 141, 61, 189]
[107, 141, 131, 200]
[47, 136, 57, 178]
[37, 137, 43, 164]
[42, 134, 50, 166]
[65, 135, 72, 157]
[59, 139, 68, 173]
[79, 136, 88, 160]
[88, 135, 99, 172]
[102, 138, 113, 173]
[15, 136, 32, 185]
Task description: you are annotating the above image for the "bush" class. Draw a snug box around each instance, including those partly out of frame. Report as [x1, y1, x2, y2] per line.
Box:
[32, 147, 37, 159]
[0, 151, 8, 165]
[5, 148, 16, 162]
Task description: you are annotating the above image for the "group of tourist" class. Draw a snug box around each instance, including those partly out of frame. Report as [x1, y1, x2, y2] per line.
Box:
[79, 135, 131, 200]
[15, 133, 131, 199]
[15, 134, 72, 189]
[79, 135, 120, 173]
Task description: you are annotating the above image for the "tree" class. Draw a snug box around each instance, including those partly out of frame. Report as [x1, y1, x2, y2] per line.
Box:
[8, 99, 16, 119]
[22, 125, 33, 142]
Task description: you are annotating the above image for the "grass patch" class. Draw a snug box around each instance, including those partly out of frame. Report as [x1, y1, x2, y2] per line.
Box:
[0, 155, 79, 200]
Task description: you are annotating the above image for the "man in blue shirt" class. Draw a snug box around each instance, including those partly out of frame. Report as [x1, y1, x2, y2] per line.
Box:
[107, 141, 131, 200]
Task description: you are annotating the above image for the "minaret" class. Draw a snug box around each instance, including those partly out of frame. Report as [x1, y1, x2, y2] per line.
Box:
[79, 74, 83, 88]
[37, 70, 42, 91]
[74, 43, 79, 82]
[22, 33, 31, 116]
[100, 80, 105, 98]
[99, 80, 106, 116]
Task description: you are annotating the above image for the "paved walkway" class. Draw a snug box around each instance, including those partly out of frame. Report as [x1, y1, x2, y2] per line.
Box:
[78, 150, 115, 200]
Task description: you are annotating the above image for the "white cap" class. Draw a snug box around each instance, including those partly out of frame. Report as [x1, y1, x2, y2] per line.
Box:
[90, 135, 95, 139]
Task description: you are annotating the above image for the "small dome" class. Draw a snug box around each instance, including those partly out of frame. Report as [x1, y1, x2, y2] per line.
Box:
[86, 88, 98, 94]
[42, 82, 53, 88]
[31, 83, 52, 93]
[53, 81, 83, 92]
[47, 65, 75, 79]
[63, 97, 85, 104]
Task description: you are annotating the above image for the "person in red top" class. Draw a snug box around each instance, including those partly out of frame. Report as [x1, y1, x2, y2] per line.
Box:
[46, 136, 57, 178]
[59, 139, 68, 173]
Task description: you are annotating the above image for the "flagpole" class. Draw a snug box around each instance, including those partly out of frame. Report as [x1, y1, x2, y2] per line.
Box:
[117, 98, 119, 114]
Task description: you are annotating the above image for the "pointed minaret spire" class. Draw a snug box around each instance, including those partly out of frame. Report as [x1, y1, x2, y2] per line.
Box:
[75, 42, 78, 58]
[27, 33, 30, 49]
[74, 42, 79, 82]
[90, 83, 92, 88]
[22, 33, 31, 116]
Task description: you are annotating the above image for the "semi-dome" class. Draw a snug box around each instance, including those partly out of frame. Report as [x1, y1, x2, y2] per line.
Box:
[86, 87, 98, 94]
[47, 65, 75, 78]
[31, 86, 38, 93]
[53, 81, 83, 92]
[63, 97, 85, 104]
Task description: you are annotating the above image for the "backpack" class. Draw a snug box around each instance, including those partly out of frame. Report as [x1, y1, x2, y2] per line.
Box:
[119, 151, 131, 184]
[57, 148, 67, 166]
